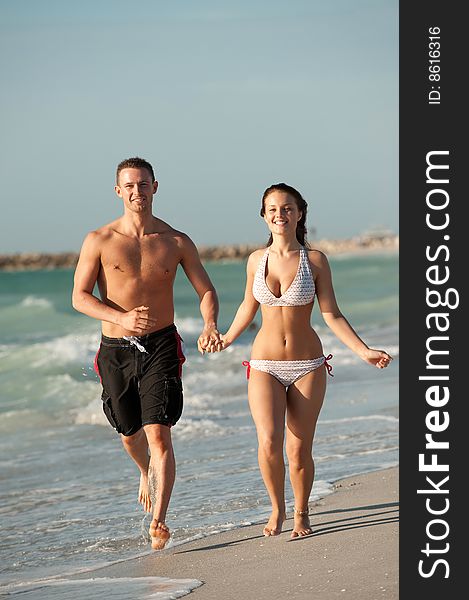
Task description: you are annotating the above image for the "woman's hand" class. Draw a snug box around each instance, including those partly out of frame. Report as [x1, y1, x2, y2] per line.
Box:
[219, 334, 231, 350]
[361, 348, 393, 369]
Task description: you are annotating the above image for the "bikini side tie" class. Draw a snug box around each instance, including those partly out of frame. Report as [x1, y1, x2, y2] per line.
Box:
[242, 360, 251, 379]
[324, 354, 334, 376]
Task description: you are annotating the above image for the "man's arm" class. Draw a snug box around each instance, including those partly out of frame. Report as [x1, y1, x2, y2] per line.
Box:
[72, 232, 156, 335]
[179, 234, 221, 353]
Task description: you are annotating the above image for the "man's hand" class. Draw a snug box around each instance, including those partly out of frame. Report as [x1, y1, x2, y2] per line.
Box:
[197, 325, 223, 354]
[118, 306, 158, 335]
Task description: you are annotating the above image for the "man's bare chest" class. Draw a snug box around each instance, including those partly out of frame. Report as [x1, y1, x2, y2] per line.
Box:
[100, 239, 179, 281]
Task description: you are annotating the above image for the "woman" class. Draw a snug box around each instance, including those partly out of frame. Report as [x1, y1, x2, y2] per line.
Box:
[219, 183, 392, 538]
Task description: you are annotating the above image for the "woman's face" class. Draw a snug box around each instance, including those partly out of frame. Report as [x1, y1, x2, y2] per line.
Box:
[263, 191, 302, 236]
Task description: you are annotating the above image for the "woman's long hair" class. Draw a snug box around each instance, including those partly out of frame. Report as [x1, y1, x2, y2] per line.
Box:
[260, 183, 309, 247]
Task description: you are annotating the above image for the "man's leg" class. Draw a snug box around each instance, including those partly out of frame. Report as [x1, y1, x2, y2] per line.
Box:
[143, 423, 175, 550]
[120, 428, 152, 513]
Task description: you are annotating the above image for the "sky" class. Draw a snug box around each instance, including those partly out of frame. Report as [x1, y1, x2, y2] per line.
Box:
[0, 0, 398, 253]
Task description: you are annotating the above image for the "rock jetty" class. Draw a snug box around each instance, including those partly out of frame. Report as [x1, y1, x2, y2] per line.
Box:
[0, 234, 398, 272]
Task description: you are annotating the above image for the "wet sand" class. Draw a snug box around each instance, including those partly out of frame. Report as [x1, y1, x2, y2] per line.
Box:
[73, 466, 398, 599]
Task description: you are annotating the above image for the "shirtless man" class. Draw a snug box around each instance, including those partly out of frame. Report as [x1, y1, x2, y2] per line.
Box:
[72, 157, 221, 550]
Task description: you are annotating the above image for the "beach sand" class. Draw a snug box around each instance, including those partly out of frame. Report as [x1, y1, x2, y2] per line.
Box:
[73, 466, 398, 599]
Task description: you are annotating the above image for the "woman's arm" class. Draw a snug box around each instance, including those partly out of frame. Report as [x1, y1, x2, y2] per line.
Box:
[311, 251, 392, 369]
[221, 252, 261, 349]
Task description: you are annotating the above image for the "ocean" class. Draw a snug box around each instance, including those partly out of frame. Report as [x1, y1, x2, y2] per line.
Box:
[0, 252, 398, 598]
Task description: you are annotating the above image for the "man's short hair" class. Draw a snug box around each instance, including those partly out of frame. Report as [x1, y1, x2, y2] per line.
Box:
[116, 157, 155, 183]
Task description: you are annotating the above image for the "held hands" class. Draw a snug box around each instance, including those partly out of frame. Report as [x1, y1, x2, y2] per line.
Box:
[197, 325, 224, 354]
[198, 333, 231, 354]
[360, 348, 393, 369]
[118, 306, 158, 335]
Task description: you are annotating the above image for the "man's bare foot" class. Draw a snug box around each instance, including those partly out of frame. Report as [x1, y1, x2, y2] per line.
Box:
[138, 473, 152, 513]
[291, 509, 313, 538]
[263, 512, 286, 536]
[149, 519, 170, 550]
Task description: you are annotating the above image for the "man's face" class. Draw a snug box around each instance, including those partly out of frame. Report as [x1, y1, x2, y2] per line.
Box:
[115, 168, 158, 212]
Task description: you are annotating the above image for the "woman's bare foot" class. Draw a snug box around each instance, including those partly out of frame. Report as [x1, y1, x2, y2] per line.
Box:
[291, 509, 313, 538]
[138, 473, 152, 513]
[149, 519, 171, 550]
[263, 511, 286, 536]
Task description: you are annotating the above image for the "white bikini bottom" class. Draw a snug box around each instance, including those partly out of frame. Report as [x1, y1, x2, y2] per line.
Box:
[242, 354, 333, 387]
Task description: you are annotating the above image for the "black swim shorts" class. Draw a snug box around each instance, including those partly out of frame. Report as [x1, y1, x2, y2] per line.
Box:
[94, 324, 186, 436]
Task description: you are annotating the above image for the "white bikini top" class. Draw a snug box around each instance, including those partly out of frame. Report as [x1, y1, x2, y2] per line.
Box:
[252, 247, 315, 306]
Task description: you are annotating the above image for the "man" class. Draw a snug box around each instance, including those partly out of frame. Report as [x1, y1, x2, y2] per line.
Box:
[72, 157, 221, 550]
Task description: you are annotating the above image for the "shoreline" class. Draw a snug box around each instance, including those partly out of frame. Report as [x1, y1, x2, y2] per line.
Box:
[68, 465, 398, 599]
[0, 235, 398, 271]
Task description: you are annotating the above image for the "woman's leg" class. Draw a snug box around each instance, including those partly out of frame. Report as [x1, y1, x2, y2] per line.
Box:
[285, 365, 327, 537]
[248, 369, 287, 536]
